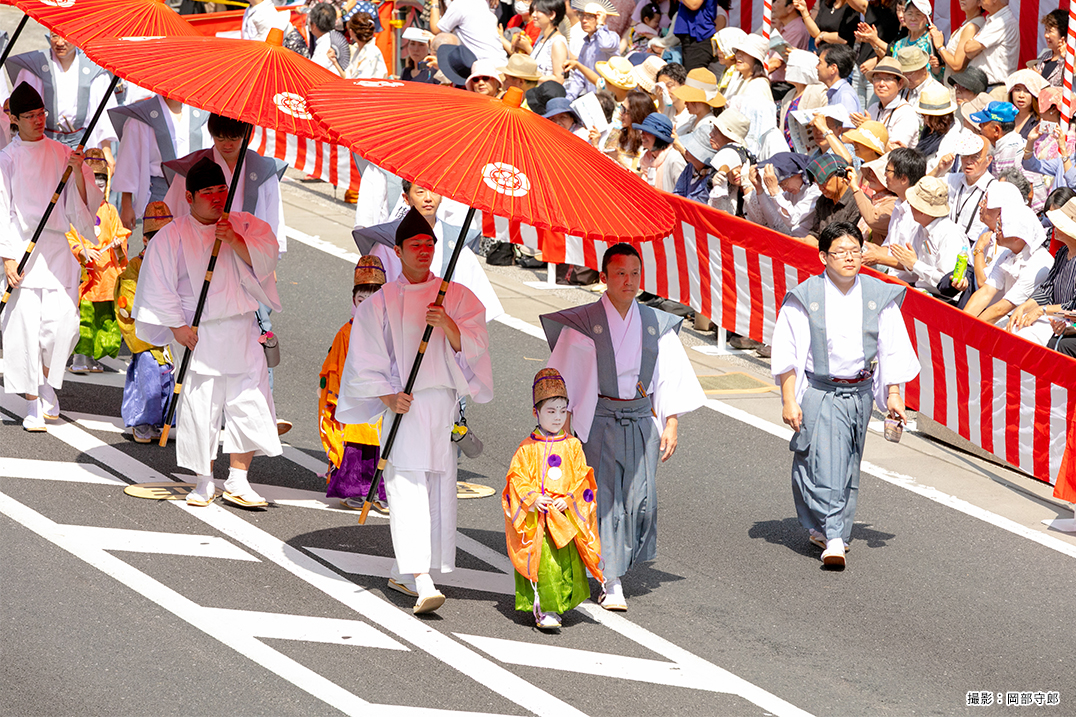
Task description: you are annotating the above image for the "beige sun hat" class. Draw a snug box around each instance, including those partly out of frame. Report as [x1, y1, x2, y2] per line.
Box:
[633, 55, 667, 94]
[865, 57, 906, 82]
[596, 56, 637, 90]
[906, 176, 950, 217]
[917, 83, 957, 116]
[713, 108, 750, 145]
[862, 153, 891, 190]
[897, 46, 928, 73]
[1005, 68, 1049, 98]
[844, 121, 889, 155]
[498, 53, 541, 82]
[1047, 196, 1076, 238]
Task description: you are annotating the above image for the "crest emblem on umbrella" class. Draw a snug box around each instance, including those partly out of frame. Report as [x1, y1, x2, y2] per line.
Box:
[354, 79, 404, 88]
[273, 92, 313, 120]
[39, 0, 77, 7]
[482, 162, 530, 197]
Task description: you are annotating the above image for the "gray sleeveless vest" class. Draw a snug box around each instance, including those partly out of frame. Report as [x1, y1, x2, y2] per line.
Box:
[6, 50, 106, 146]
[162, 148, 287, 215]
[784, 274, 906, 377]
[541, 299, 683, 399]
[108, 97, 209, 163]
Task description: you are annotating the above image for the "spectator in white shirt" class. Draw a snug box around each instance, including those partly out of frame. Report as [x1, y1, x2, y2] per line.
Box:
[854, 57, 919, 151]
[931, 131, 995, 244]
[962, 201, 1054, 324]
[743, 151, 820, 237]
[707, 109, 752, 215]
[892, 175, 970, 297]
[863, 146, 927, 276]
[241, 0, 291, 41]
[430, 0, 509, 63]
[962, 0, 1018, 91]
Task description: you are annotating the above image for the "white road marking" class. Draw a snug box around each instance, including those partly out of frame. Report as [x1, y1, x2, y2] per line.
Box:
[202, 607, 408, 650]
[704, 398, 1076, 561]
[166, 473, 391, 519]
[307, 547, 514, 595]
[0, 412, 589, 717]
[60, 524, 259, 561]
[493, 314, 545, 340]
[62, 411, 126, 433]
[0, 358, 126, 388]
[284, 225, 359, 263]
[281, 443, 330, 475]
[0, 457, 125, 485]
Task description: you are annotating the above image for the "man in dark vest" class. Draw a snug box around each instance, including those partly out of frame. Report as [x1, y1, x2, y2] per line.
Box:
[771, 221, 920, 568]
[541, 243, 706, 611]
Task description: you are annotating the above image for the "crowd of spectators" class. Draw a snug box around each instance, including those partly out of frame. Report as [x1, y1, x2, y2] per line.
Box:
[231, 0, 1075, 357]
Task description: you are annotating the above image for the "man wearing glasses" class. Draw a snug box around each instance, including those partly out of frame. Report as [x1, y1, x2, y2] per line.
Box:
[771, 222, 920, 567]
[0, 82, 100, 431]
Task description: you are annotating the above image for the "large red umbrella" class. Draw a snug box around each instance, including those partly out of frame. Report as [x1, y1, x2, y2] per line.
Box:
[0, 0, 201, 318]
[305, 81, 676, 521]
[81, 30, 343, 446]
[306, 80, 675, 243]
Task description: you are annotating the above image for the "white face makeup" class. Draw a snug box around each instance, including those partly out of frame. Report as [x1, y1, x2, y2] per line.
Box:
[353, 288, 376, 307]
[535, 397, 569, 434]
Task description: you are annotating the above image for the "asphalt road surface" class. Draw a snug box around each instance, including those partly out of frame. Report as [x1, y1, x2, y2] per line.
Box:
[3, 231, 1074, 717]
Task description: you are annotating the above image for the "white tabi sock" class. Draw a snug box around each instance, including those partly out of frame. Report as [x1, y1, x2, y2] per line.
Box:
[825, 538, 845, 554]
[603, 577, 623, 600]
[414, 573, 436, 599]
[25, 397, 41, 420]
[225, 468, 262, 501]
[193, 475, 216, 501]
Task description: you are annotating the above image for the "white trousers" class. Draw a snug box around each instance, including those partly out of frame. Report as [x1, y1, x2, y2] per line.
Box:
[1, 286, 78, 395]
[385, 462, 457, 578]
[176, 366, 282, 475]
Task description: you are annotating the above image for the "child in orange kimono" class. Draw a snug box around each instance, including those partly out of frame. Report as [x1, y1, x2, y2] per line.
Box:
[66, 148, 130, 373]
[503, 368, 603, 630]
[319, 255, 387, 513]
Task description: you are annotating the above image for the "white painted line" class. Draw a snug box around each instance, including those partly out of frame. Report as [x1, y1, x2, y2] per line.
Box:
[492, 313, 545, 340]
[63, 411, 126, 434]
[19, 416, 588, 717]
[455, 532, 513, 574]
[283, 225, 360, 264]
[458, 633, 705, 686]
[167, 474, 389, 519]
[60, 525, 259, 561]
[0, 457, 125, 486]
[306, 547, 514, 596]
[281, 443, 329, 476]
[98, 356, 129, 373]
[202, 607, 408, 650]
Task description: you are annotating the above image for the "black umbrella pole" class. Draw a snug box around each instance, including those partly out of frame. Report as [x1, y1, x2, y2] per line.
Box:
[158, 126, 253, 446]
[0, 15, 29, 68]
[358, 207, 478, 524]
[0, 74, 120, 318]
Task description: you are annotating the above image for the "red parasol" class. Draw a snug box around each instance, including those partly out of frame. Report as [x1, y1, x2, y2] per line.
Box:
[305, 82, 675, 521]
[12, 0, 201, 45]
[81, 29, 343, 445]
[305, 80, 675, 243]
[83, 31, 339, 144]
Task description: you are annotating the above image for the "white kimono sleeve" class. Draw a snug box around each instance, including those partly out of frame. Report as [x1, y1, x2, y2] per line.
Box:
[447, 283, 494, 404]
[650, 330, 706, 427]
[231, 213, 282, 312]
[872, 301, 920, 411]
[256, 176, 286, 254]
[335, 293, 399, 426]
[546, 327, 600, 443]
[132, 228, 187, 346]
[110, 120, 155, 215]
[770, 299, 811, 403]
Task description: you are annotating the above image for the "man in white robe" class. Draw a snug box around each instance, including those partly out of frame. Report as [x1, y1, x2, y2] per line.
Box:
[772, 221, 920, 567]
[336, 208, 493, 614]
[7, 32, 117, 158]
[353, 180, 503, 321]
[0, 82, 100, 431]
[109, 94, 211, 230]
[132, 158, 282, 509]
[542, 244, 706, 611]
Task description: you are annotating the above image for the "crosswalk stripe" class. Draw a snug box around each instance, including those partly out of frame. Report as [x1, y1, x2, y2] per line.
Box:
[0, 457, 126, 485]
[201, 607, 409, 650]
[59, 525, 259, 561]
[306, 547, 515, 596]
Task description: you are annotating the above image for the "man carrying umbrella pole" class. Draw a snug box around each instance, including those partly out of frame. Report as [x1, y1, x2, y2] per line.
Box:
[1, 82, 101, 432]
[541, 243, 706, 611]
[132, 158, 283, 510]
[336, 208, 493, 615]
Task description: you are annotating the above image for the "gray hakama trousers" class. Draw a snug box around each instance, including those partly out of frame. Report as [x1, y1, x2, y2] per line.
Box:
[790, 374, 873, 543]
[583, 395, 660, 580]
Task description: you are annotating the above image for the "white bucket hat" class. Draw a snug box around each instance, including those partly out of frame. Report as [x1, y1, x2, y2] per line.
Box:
[732, 34, 769, 65]
[785, 49, 819, 86]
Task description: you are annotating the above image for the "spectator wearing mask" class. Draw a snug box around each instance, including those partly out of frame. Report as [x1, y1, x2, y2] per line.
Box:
[806, 153, 860, 243]
[816, 43, 861, 117]
[670, 69, 725, 152]
[673, 129, 716, 204]
[962, 201, 1053, 325]
[780, 49, 827, 155]
[563, 2, 620, 100]
[430, 0, 509, 63]
[744, 152, 820, 238]
[962, 0, 1018, 93]
[1008, 196, 1076, 349]
[892, 175, 969, 297]
[858, 57, 918, 150]
[863, 146, 927, 275]
[707, 109, 752, 215]
[851, 153, 897, 243]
